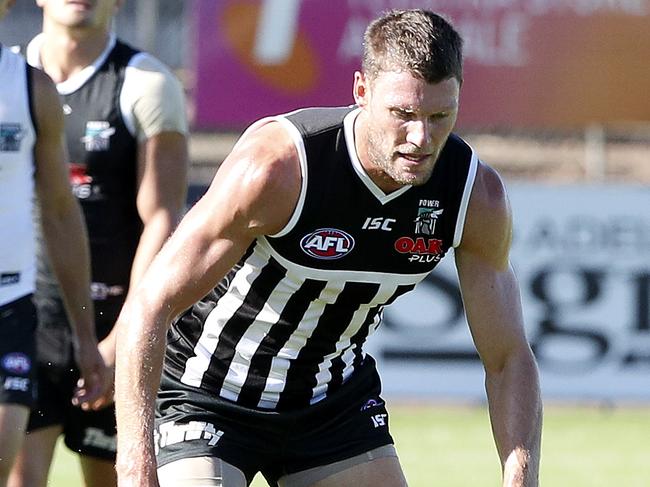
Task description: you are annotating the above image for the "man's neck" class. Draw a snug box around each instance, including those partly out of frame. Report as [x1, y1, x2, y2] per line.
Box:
[39, 24, 110, 83]
[353, 111, 403, 194]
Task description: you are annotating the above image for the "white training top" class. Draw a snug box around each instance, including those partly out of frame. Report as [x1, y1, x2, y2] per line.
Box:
[0, 45, 37, 306]
[26, 32, 188, 142]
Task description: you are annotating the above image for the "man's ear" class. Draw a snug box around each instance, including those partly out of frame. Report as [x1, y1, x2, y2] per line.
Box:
[353, 71, 369, 107]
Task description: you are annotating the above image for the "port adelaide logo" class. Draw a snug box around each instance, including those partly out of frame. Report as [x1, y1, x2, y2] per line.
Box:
[0, 123, 25, 152]
[300, 228, 355, 260]
[81, 121, 115, 152]
[394, 200, 445, 263]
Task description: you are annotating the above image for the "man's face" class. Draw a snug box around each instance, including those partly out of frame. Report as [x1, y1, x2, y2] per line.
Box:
[354, 69, 460, 192]
[37, 0, 120, 30]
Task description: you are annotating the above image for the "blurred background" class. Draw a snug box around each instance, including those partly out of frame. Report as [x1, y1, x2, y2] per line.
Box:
[3, 0, 649, 406]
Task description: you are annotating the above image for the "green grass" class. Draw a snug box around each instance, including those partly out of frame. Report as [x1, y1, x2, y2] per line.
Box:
[48, 404, 650, 487]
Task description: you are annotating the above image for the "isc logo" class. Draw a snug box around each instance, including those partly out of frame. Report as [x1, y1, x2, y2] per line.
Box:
[362, 217, 396, 231]
[300, 228, 355, 260]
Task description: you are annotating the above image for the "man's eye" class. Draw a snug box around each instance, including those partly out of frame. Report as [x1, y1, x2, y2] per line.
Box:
[394, 110, 414, 120]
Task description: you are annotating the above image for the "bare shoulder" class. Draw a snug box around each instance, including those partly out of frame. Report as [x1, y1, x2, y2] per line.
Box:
[226, 120, 300, 185]
[468, 161, 510, 219]
[201, 120, 302, 237]
[458, 161, 513, 268]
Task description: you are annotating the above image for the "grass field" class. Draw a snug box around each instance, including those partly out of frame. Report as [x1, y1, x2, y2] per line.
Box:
[49, 404, 650, 487]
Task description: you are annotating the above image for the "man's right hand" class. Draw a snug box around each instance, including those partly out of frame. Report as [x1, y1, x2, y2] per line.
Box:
[71, 337, 111, 410]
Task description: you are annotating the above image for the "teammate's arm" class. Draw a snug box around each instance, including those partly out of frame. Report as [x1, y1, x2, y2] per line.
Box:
[114, 122, 301, 487]
[91, 63, 189, 410]
[128, 60, 189, 289]
[31, 67, 107, 407]
[454, 163, 542, 487]
[130, 131, 188, 287]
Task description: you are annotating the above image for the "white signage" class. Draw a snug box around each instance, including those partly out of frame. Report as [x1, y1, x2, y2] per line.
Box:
[369, 184, 650, 402]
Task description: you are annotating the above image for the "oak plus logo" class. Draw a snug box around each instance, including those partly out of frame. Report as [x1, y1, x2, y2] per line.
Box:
[300, 228, 354, 260]
[394, 201, 445, 264]
[394, 236, 444, 264]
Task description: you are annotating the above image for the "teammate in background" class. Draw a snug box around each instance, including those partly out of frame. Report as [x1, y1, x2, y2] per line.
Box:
[115, 9, 542, 487]
[0, 0, 107, 485]
[8, 0, 189, 486]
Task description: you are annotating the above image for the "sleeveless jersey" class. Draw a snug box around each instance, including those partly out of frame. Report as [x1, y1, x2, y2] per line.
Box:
[34, 39, 141, 319]
[164, 107, 478, 411]
[0, 46, 37, 306]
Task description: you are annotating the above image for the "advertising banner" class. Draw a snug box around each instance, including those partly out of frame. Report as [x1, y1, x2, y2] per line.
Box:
[368, 184, 650, 402]
[193, 0, 650, 129]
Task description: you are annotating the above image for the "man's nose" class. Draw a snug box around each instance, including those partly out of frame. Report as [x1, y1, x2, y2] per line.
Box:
[405, 119, 432, 148]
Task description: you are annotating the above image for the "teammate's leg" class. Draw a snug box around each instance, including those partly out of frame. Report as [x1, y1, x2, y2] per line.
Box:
[278, 445, 408, 487]
[0, 405, 30, 486]
[0, 296, 39, 487]
[63, 404, 117, 487]
[6, 425, 61, 487]
[79, 455, 117, 487]
[157, 456, 248, 487]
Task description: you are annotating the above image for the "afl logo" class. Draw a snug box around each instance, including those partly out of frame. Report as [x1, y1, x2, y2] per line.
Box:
[1, 353, 31, 374]
[300, 228, 355, 260]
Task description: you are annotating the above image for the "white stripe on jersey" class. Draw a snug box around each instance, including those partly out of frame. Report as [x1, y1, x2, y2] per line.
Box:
[310, 346, 359, 406]
[180, 251, 264, 387]
[453, 150, 479, 248]
[308, 283, 396, 404]
[256, 280, 341, 409]
[217, 282, 290, 401]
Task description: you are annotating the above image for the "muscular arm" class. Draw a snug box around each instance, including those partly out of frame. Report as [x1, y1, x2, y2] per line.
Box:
[93, 60, 189, 406]
[131, 131, 188, 288]
[128, 56, 189, 289]
[114, 122, 301, 487]
[32, 67, 106, 405]
[455, 163, 542, 486]
[93, 131, 188, 385]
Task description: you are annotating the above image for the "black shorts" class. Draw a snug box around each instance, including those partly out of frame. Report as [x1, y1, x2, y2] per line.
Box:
[155, 356, 394, 486]
[27, 362, 117, 460]
[27, 293, 120, 460]
[32, 291, 122, 368]
[0, 294, 37, 407]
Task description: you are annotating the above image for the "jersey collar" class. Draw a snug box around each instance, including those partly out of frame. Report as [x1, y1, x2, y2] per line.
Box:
[343, 108, 411, 205]
[26, 31, 117, 96]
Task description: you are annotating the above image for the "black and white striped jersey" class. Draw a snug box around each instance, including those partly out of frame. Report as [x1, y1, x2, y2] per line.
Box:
[164, 106, 478, 411]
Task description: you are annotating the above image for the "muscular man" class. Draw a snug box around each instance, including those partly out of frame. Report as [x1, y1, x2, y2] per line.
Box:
[0, 1, 106, 485]
[8, 1, 188, 486]
[115, 9, 542, 487]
